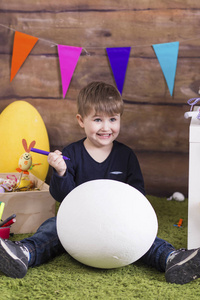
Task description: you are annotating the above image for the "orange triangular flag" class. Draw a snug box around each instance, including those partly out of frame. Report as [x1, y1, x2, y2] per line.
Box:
[10, 31, 38, 82]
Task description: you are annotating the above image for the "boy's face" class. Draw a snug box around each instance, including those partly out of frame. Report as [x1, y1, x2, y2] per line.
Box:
[76, 110, 121, 148]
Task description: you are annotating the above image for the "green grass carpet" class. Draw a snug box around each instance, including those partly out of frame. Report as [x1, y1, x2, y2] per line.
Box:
[1, 196, 200, 300]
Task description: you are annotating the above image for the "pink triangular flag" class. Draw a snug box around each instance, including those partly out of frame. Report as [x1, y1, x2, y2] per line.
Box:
[57, 45, 82, 98]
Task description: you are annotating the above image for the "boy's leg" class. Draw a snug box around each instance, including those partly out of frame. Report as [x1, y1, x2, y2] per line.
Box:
[0, 216, 65, 278]
[21, 216, 65, 267]
[140, 236, 200, 284]
[140, 236, 175, 272]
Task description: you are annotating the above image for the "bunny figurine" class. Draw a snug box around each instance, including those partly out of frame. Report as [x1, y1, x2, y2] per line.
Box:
[16, 139, 36, 174]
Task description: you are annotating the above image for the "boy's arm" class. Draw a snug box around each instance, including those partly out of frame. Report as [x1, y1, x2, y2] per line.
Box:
[48, 150, 66, 176]
[126, 152, 146, 196]
[49, 170, 76, 203]
[48, 151, 76, 202]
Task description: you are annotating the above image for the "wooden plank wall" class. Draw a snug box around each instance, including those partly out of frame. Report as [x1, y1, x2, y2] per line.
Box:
[1, 0, 200, 196]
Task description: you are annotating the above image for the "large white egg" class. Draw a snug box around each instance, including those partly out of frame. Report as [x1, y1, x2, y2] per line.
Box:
[57, 179, 158, 269]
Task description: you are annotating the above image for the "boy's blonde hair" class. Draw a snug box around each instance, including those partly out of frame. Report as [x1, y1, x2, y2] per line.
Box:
[77, 81, 124, 117]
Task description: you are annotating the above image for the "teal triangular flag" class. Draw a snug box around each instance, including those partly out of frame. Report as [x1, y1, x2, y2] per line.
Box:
[152, 41, 179, 96]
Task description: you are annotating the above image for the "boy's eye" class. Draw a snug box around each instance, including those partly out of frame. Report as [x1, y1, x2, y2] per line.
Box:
[94, 118, 102, 122]
[110, 117, 116, 122]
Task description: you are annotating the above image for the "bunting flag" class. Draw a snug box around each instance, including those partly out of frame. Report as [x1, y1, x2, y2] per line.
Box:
[106, 47, 131, 95]
[10, 31, 38, 82]
[7, 27, 182, 98]
[57, 45, 82, 98]
[152, 41, 179, 96]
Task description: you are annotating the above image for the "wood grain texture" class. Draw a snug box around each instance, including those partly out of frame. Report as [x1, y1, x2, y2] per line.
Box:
[0, 99, 190, 152]
[137, 152, 189, 197]
[0, 54, 199, 101]
[0, 0, 199, 196]
[1, 5, 200, 54]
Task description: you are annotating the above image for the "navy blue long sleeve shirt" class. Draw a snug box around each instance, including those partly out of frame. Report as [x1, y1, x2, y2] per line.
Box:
[49, 138, 145, 203]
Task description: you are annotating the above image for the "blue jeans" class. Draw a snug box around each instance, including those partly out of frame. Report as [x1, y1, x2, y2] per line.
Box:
[21, 216, 175, 271]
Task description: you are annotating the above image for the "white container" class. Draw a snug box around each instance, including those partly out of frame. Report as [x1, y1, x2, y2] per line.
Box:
[187, 106, 200, 249]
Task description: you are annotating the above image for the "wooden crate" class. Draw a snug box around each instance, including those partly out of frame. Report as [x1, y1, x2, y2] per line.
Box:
[0, 173, 55, 234]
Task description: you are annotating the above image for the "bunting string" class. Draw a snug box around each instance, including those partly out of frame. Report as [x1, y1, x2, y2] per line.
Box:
[1, 23, 200, 49]
[0, 23, 57, 47]
[1, 22, 200, 98]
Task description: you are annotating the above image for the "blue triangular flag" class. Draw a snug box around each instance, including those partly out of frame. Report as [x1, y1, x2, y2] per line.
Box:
[152, 41, 179, 96]
[106, 47, 131, 94]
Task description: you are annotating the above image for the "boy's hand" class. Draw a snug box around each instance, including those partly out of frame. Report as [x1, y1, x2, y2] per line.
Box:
[48, 150, 67, 177]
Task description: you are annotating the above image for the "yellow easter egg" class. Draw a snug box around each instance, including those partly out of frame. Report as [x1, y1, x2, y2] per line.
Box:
[0, 101, 50, 181]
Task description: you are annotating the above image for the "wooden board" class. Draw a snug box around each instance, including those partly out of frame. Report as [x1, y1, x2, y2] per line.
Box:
[137, 152, 188, 197]
[0, 55, 199, 101]
[0, 0, 199, 196]
[0, 99, 190, 152]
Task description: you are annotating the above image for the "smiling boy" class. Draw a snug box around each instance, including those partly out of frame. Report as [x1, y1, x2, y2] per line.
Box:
[0, 81, 200, 285]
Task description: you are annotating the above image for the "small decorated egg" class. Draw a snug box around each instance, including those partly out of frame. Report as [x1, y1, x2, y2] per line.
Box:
[18, 153, 32, 171]
[3, 179, 16, 188]
[0, 186, 5, 193]
[0, 184, 12, 192]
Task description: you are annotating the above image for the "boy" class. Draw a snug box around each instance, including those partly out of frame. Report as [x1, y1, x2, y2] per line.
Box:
[0, 81, 200, 284]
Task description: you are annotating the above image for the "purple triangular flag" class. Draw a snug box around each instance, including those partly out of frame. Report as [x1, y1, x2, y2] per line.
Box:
[57, 45, 82, 98]
[106, 47, 131, 94]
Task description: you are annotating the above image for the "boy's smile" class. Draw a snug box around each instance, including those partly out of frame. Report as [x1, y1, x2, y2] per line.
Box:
[76, 110, 121, 149]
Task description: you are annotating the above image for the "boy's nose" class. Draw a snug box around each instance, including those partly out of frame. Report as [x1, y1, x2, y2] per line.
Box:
[102, 121, 109, 130]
